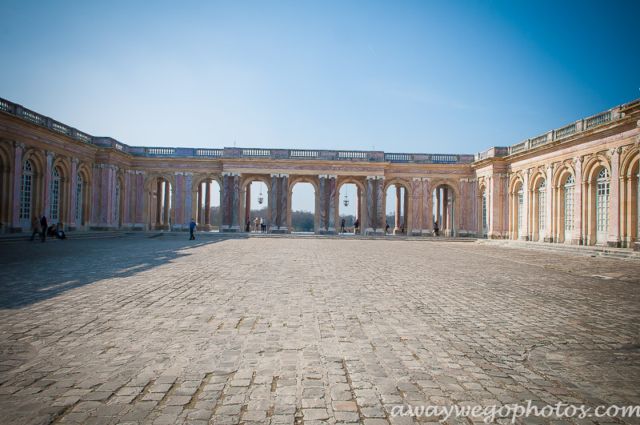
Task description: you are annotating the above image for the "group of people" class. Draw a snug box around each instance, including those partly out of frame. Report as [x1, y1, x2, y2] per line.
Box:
[340, 218, 360, 234]
[30, 213, 66, 242]
[251, 217, 268, 233]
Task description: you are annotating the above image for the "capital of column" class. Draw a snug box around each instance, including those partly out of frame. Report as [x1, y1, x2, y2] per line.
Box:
[318, 174, 328, 179]
[271, 173, 281, 178]
[71, 157, 79, 164]
[135, 170, 146, 175]
[175, 171, 185, 176]
[421, 177, 430, 182]
[46, 150, 56, 159]
[459, 178, 468, 182]
[412, 177, 421, 182]
[328, 174, 337, 179]
[13, 141, 25, 149]
[366, 175, 376, 180]
[609, 147, 621, 156]
[185, 172, 193, 176]
[281, 174, 289, 178]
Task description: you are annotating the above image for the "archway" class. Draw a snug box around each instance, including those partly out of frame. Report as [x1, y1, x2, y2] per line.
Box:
[290, 181, 316, 233]
[384, 183, 408, 235]
[241, 177, 270, 233]
[144, 175, 173, 231]
[431, 183, 457, 236]
[194, 177, 221, 231]
[336, 180, 362, 234]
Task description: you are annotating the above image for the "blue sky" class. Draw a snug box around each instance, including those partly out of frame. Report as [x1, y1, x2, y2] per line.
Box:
[1, 0, 639, 214]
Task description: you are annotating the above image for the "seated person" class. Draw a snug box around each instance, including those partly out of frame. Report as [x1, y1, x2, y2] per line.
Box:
[53, 223, 66, 239]
[46, 225, 57, 237]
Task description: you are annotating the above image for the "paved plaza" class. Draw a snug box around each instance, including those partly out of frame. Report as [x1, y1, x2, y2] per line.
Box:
[0, 236, 639, 425]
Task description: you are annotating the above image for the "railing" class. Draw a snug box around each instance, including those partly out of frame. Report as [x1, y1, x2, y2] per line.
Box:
[22, 108, 45, 125]
[242, 149, 270, 156]
[147, 148, 176, 156]
[585, 111, 611, 129]
[530, 134, 549, 148]
[554, 123, 577, 139]
[196, 149, 223, 157]
[431, 154, 458, 163]
[290, 150, 318, 158]
[338, 151, 367, 159]
[76, 131, 92, 143]
[509, 141, 527, 154]
[0, 99, 12, 113]
[385, 153, 411, 162]
[52, 122, 70, 135]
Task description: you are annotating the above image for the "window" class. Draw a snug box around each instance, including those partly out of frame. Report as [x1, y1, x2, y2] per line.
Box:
[20, 160, 33, 220]
[596, 168, 610, 233]
[481, 188, 487, 232]
[50, 167, 61, 221]
[538, 179, 546, 232]
[564, 175, 574, 231]
[76, 173, 83, 223]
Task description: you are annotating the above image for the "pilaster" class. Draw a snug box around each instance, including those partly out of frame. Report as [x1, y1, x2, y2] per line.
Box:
[11, 142, 24, 232]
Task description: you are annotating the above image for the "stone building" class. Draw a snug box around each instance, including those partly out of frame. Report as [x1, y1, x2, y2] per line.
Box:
[0, 96, 638, 249]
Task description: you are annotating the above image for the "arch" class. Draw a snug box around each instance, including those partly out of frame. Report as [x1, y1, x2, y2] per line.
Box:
[553, 165, 576, 244]
[582, 154, 612, 246]
[336, 177, 366, 234]
[75, 163, 92, 229]
[382, 179, 411, 235]
[192, 174, 222, 230]
[619, 147, 639, 247]
[289, 177, 318, 232]
[143, 173, 175, 230]
[430, 179, 461, 237]
[239, 174, 273, 232]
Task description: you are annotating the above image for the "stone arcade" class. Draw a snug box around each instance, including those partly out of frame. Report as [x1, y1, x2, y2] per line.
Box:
[0, 96, 639, 249]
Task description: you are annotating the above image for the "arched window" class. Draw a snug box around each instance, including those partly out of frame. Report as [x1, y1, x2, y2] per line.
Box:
[50, 167, 61, 221]
[76, 173, 83, 223]
[20, 160, 33, 221]
[481, 188, 487, 233]
[538, 179, 546, 232]
[564, 174, 574, 232]
[517, 185, 524, 231]
[596, 168, 610, 239]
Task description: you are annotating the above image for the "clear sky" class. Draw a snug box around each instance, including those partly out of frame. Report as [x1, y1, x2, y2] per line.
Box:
[1, 0, 639, 214]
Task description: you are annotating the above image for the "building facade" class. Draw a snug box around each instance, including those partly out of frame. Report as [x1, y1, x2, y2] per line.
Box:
[1, 97, 639, 249]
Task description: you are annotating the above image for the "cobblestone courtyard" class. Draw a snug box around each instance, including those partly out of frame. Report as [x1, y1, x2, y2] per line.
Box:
[0, 236, 639, 425]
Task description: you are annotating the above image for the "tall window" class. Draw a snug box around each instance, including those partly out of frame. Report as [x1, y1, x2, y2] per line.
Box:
[596, 168, 610, 233]
[50, 167, 61, 221]
[538, 179, 546, 232]
[481, 188, 487, 232]
[517, 186, 524, 231]
[76, 173, 83, 223]
[564, 175, 574, 231]
[20, 160, 33, 220]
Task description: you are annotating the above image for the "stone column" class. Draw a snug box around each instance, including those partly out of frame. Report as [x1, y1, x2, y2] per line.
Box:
[521, 170, 530, 241]
[328, 175, 337, 233]
[403, 187, 409, 231]
[156, 180, 162, 226]
[421, 178, 432, 235]
[100, 165, 115, 229]
[411, 178, 421, 235]
[435, 188, 441, 228]
[91, 165, 101, 226]
[44, 151, 54, 219]
[69, 158, 78, 230]
[135, 171, 145, 229]
[121, 170, 132, 229]
[394, 186, 401, 233]
[197, 183, 203, 224]
[365, 176, 375, 235]
[280, 174, 289, 232]
[221, 174, 230, 230]
[204, 182, 211, 226]
[544, 165, 553, 242]
[443, 187, 449, 231]
[184, 173, 193, 227]
[232, 173, 240, 231]
[469, 179, 477, 236]
[174, 172, 184, 229]
[376, 177, 384, 234]
[318, 175, 326, 230]
[245, 183, 251, 224]
[163, 181, 170, 226]
[11, 142, 24, 230]
[609, 148, 621, 247]
[269, 174, 278, 232]
[356, 187, 361, 223]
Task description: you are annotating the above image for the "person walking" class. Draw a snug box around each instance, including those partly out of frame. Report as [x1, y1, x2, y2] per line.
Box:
[400, 222, 405, 235]
[433, 221, 439, 236]
[40, 213, 48, 241]
[246, 218, 251, 232]
[29, 216, 45, 242]
[385, 221, 390, 235]
[189, 217, 196, 240]
[340, 218, 346, 233]
[354, 218, 359, 234]
[254, 217, 260, 233]
[262, 218, 268, 233]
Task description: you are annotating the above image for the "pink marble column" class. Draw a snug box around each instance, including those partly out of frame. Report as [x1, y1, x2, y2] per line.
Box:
[412, 178, 420, 234]
[69, 158, 78, 229]
[459, 179, 467, 233]
[394, 186, 401, 231]
[572, 157, 583, 244]
[522, 170, 530, 240]
[205, 181, 211, 226]
[232, 174, 240, 229]
[197, 183, 203, 224]
[100, 165, 114, 227]
[44, 151, 54, 219]
[469, 179, 477, 234]
[442, 187, 449, 230]
[609, 148, 621, 246]
[11, 142, 24, 228]
[280, 175, 288, 231]
[184, 173, 193, 226]
[318, 176, 326, 229]
[403, 187, 408, 230]
[175, 172, 184, 228]
[156, 180, 162, 225]
[365, 177, 374, 232]
[356, 187, 361, 223]
[135, 171, 145, 227]
[422, 179, 432, 233]
[545, 166, 553, 241]
[222, 175, 231, 228]
[163, 181, 170, 225]
[245, 183, 251, 223]
[376, 178, 384, 232]
[269, 174, 277, 231]
[328, 176, 336, 232]
[435, 188, 441, 228]
[91, 165, 101, 225]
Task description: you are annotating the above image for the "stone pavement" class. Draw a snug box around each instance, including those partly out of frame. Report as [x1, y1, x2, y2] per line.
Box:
[0, 236, 639, 424]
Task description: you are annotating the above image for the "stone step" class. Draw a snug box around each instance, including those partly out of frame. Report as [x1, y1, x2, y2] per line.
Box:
[0, 232, 128, 245]
[477, 239, 640, 261]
